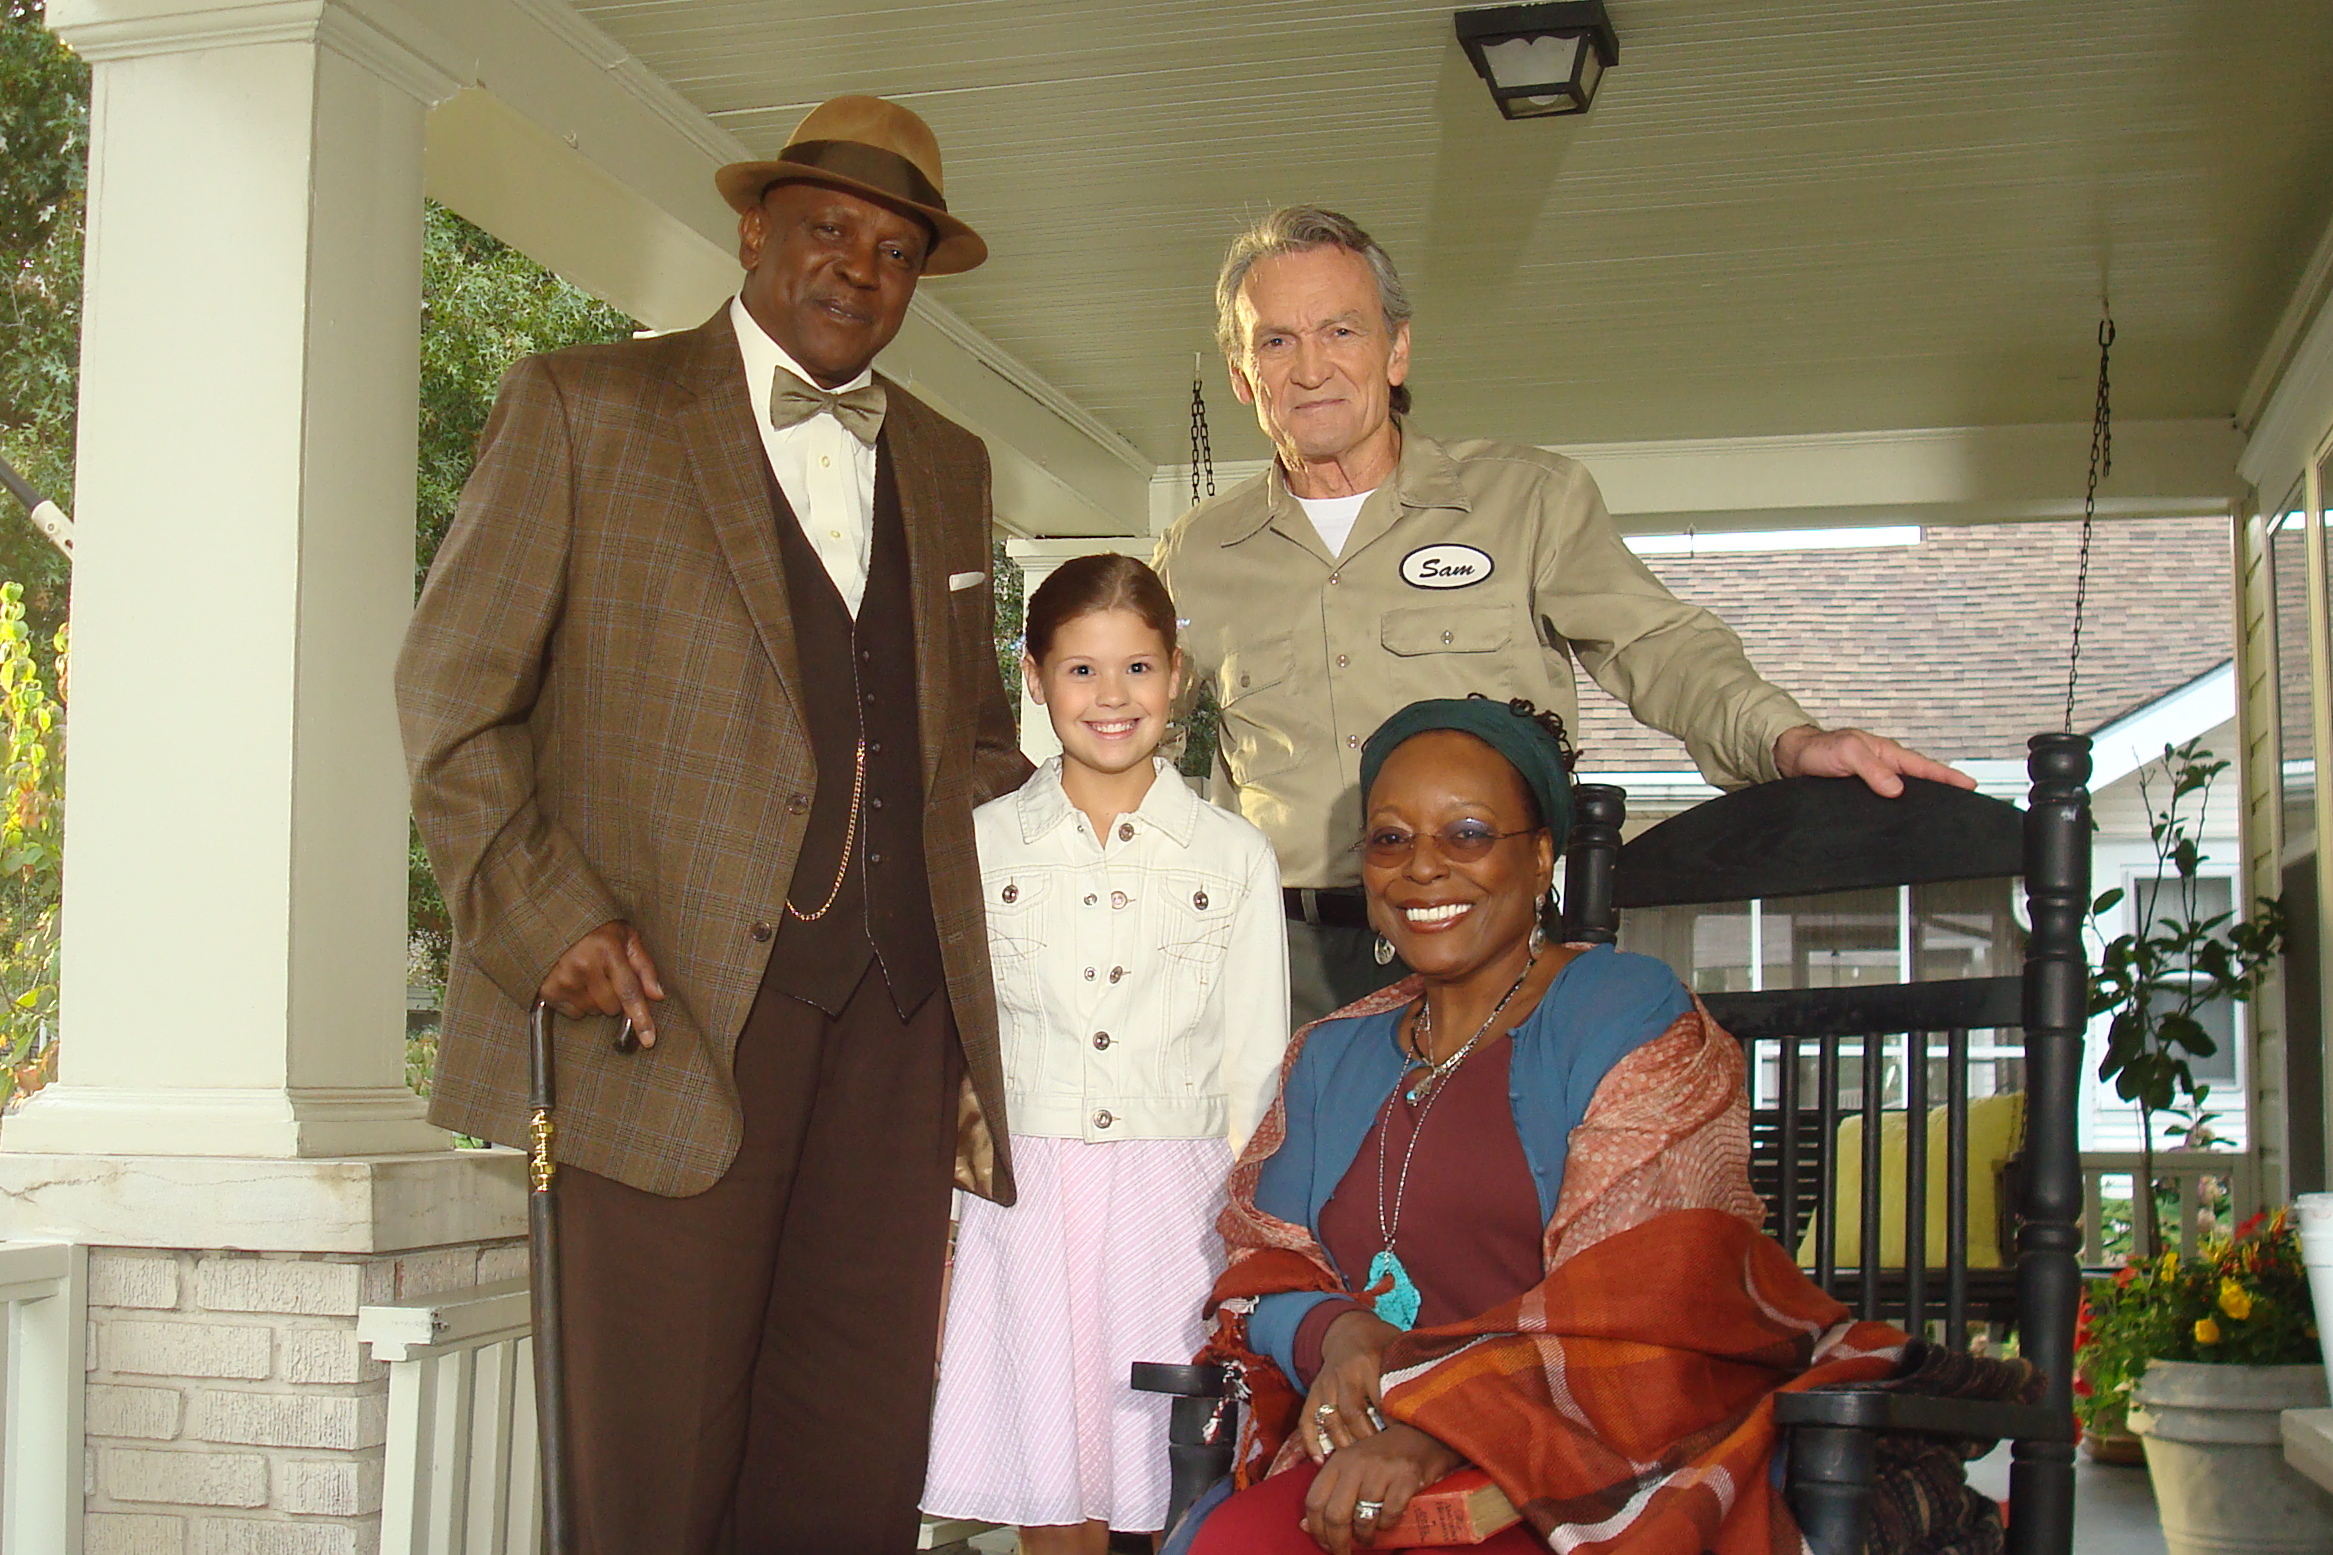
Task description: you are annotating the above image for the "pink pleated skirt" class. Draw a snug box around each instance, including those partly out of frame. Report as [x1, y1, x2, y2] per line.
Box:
[921, 1132, 1233, 1532]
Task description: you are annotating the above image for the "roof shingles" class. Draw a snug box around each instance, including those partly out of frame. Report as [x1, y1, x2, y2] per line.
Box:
[1570, 517, 2232, 771]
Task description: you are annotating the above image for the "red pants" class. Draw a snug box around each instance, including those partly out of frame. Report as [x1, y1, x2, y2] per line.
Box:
[1190, 1460, 1546, 1554]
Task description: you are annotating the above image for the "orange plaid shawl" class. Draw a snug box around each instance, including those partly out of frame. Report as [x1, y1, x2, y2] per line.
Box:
[1199, 979, 1908, 1553]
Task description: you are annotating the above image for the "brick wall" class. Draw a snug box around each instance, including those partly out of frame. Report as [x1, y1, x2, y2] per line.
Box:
[83, 1239, 526, 1555]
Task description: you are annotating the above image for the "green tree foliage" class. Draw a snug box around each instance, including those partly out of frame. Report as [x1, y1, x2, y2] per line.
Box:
[0, 0, 83, 649]
[0, 584, 60, 1103]
[0, 4, 79, 1108]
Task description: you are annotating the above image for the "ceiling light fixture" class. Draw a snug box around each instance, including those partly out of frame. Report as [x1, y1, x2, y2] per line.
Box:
[1454, 1, 1620, 119]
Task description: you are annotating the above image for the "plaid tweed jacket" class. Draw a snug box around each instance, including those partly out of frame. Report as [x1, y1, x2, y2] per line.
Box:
[397, 310, 1031, 1201]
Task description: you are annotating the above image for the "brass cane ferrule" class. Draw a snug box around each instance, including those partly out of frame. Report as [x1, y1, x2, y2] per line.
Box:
[529, 1108, 556, 1194]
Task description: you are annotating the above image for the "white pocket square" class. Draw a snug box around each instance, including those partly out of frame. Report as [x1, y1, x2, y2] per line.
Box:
[948, 570, 987, 591]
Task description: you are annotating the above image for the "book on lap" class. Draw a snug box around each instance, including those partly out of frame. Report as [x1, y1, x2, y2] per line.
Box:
[1372, 1467, 1520, 1546]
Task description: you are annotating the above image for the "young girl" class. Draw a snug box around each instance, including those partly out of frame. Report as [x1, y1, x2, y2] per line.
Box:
[922, 553, 1290, 1553]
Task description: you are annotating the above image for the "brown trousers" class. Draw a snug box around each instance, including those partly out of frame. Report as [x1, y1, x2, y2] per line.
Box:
[557, 964, 964, 1554]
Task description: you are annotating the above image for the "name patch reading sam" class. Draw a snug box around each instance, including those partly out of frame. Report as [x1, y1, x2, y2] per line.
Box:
[1399, 544, 1494, 589]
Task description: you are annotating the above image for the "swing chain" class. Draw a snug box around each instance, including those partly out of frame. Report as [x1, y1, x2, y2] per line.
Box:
[2064, 314, 2114, 732]
[1189, 367, 1217, 509]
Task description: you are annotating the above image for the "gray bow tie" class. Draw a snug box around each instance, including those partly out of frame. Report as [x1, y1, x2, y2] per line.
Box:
[768, 367, 885, 446]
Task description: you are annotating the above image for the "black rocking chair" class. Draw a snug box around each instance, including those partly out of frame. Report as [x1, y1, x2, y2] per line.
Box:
[1561, 735, 2087, 1555]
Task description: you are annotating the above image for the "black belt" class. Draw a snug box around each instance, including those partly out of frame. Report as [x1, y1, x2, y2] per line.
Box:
[1282, 886, 1371, 928]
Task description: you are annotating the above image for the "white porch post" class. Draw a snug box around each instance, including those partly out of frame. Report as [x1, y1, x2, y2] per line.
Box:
[7, 0, 457, 1162]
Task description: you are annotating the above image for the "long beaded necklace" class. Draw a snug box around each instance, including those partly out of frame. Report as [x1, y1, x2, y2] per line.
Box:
[1366, 953, 1538, 1330]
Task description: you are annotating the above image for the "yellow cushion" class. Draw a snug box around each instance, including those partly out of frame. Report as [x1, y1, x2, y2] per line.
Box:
[1795, 1092, 2025, 1270]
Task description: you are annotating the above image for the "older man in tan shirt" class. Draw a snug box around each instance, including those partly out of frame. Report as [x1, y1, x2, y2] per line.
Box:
[1155, 205, 1966, 1023]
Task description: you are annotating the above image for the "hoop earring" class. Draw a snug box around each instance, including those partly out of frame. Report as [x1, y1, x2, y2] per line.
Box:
[1373, 934, 1396, 967]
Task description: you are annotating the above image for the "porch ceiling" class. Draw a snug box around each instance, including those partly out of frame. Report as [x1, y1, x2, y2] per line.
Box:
[573, 0, 2333, 467]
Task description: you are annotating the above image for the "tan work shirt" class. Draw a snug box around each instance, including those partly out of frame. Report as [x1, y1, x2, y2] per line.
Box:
[1154, 431, 1812, 888]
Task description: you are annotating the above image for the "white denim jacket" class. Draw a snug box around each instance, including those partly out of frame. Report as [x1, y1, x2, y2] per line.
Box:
[976, 757, 1290, 1151]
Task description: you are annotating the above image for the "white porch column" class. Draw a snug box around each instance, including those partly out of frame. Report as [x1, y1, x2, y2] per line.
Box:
[4, 0, 460, 1162]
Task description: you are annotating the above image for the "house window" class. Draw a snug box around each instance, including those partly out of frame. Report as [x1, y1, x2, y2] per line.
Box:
[1619, 877, 2023, 1108]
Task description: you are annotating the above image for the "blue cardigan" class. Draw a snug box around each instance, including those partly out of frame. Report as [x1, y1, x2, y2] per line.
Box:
[1245, 944, 1692, 1383]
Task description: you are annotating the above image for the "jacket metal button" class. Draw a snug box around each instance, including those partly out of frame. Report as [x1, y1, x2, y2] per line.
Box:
[1092, 1031, 1111, 1050]
[1083, 967, 1096, 980]
[1110, 890, 1129, 909]
[1084, 893, 1098, 906]
[1192, 890, 1209, 910]
[1093, 1109, 1115, 1128]
[1335, 654, 1349, 668]
[1329, 572, 1341, 585]
[1442, 629, 1454, 644]
[750, 921, 773, 942]
[1346, 734, 1359, 749]
[1118, 822, 1135, 841]
[869, 851, 883, 865]
[1001, 883, 1018, 903]
[1239, 673, 1251, 688]
[1109, 966, 1126, 983]
[787, 794, 809, 815]
[871, 796, 884, 811]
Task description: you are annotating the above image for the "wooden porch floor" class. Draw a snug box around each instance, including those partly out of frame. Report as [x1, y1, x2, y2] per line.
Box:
[1966, 1445, 2167, 1555]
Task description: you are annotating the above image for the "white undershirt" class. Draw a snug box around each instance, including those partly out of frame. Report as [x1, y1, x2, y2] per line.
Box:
[1294, 490, 1374, 558]
[729, 295, 878, 616]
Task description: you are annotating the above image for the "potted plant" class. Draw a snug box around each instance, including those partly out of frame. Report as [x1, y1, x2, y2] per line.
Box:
[2088, 740, 2284, 1255]
[2089, 1212, 2331, 1554]
[2074, 1276, 2151, 1463]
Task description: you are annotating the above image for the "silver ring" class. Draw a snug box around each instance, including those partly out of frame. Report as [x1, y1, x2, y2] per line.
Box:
[1354, 1499, 1384, 1520]
[1314, 1402, 1337, 1421]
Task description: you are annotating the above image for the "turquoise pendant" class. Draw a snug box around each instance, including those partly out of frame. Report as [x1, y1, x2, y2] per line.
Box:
[1366, 1248, 1422, 1331]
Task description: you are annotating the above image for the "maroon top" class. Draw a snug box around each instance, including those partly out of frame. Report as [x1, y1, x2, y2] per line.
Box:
[1289, 1037, 1547, 1384]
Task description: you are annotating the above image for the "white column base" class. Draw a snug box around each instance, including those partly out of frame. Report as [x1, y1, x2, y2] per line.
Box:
[3, 1082, 445, 1160]
[0, 1148, 521, 1254]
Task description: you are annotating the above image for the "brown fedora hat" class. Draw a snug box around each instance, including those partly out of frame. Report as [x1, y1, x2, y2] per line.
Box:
[716, 95, 986, 276]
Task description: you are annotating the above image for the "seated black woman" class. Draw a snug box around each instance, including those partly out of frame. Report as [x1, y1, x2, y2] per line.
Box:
[1177, 697, 2022, 1555]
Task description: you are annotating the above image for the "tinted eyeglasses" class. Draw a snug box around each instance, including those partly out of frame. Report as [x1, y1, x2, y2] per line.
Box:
[1354, 820, 1543, 868]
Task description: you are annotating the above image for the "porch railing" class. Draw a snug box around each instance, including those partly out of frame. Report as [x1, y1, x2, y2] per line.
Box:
[0, 1240, 85, 1555]
[2078, 1148, 2257, 1263]
[358, 1277, 998, 1553]
[359, 1277, 540, 1555]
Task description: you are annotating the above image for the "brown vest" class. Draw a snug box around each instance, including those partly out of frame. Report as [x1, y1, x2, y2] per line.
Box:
[758, 446, 944, 1017]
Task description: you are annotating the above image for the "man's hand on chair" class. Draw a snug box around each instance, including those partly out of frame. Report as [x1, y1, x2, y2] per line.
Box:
[539, 920, 666, 1047]
[1774, 725, 1974, 798]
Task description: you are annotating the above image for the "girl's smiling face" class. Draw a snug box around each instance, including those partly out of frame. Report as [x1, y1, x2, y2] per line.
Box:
[1025, 607, 1182, 779]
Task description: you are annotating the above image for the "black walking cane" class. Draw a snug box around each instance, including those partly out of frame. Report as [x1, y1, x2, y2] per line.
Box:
[526, 1000, 576, 1554]
[528, 1000, 637, 1553]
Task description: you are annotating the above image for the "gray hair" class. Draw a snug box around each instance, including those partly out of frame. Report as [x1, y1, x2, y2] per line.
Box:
[1214, 205, 1414, 418]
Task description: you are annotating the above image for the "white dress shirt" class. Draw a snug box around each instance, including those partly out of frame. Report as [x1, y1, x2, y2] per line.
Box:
[974, 757, 1291, 1151]
[729, 295, 878, 615]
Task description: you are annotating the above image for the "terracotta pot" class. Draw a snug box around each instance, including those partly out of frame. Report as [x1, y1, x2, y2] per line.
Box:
[2130, 1360, 2333, 1555]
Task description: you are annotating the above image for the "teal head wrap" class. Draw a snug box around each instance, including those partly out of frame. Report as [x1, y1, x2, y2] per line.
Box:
[1357, 695, 1576, 845]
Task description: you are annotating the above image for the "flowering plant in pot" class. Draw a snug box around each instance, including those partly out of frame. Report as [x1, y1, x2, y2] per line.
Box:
[2083, 1213, 2331, 1553]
